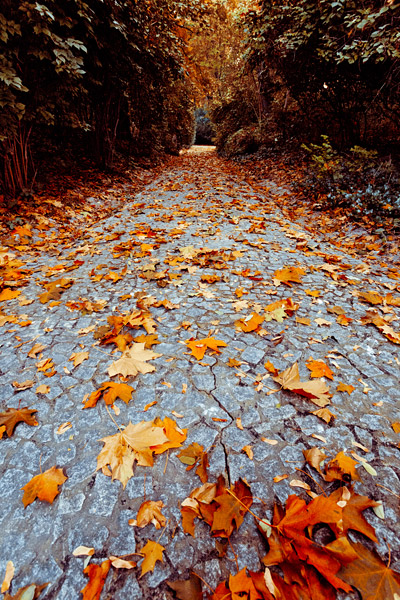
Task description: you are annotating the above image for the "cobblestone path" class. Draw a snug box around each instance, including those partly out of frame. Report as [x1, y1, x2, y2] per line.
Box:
[0, 148, 399, 599]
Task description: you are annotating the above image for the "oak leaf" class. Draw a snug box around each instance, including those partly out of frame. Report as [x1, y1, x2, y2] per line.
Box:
[139, 540, 164, 576]
[83, 382, 134, 409]
[185, 337, 227, 360]
[0, 407, 38, 437]
[21, 466, 67, 507]
[339, 542, 400, 600]
[129, 500, 166, 529]
[273, 362, 332, 407]
[81, 560, 111, 600]
[107, 343, 162, 378]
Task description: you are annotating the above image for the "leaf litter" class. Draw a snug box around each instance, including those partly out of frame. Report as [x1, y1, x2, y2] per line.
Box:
[1, 150, 400, 599]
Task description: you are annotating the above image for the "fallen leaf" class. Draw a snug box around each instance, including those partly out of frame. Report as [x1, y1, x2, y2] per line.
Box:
[264, 360, 279, 375]
[337, 382, 355, 395]
[289, 479, 311, 490]
[69, 351, 89, 368]
[312, 407, 336, 423]
[81, 560, 111, 600]
[72, 546, 94, 557]
[296, 316, 311, 325]
[273, 474, 288, 483]
[139, 540, 164, 576]
[314, 318, 332, 326]
[185, 337, 227, 360]
[83, 382, 134, 409]
[129, 500, 166, 529]
[3, 583, 49, 600]
[97, 417, 186, 487]
[0, 289, 21, 302]
[261, 438, 278, 445]
[325, 451, 360, 482]
[228, 358, 242, 367]
[1, 561, 14, 593]
[21, 466, 67, 507]
[12, 380, 34, 391]
[178, 442, 209, 482]
[109, 556, 136, 569]
[0, 407, 38, 437]
[36, 384, 50, 394]
[340, 542, 400, 599]
[56, 422, 72, 435]
[242, 445, 254, 460]
[303, 447, 327, 475]
[28, 343, 46, 358]
[391, 422, 400, 434]
[273, 266, 306, 286]
[306, 357, 334, 380]
[273, 362, 332, 407]
[235, 312, 264, 332]
[107, 343, 162, 378]
[167, 573, 203, 600]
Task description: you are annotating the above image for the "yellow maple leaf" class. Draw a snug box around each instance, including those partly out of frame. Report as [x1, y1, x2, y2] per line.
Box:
[139, 540, 165, 577]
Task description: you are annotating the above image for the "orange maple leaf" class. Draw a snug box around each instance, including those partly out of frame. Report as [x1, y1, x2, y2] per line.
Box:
[235, 312, 264, 333]
[325, 451, 360, 482]
[306, 357, 334, 380]
[81, 560, 111, 600]
[273, 266, 306, 286]
[0, 407, 38, 437]
[340, 543, 400, 600]
[21, 466, 67, 507]
[186, 337, 227, 360]
[83, 382, 134, 409]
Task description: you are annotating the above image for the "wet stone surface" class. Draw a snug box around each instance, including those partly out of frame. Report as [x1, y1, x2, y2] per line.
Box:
[0, 148, 399, 598]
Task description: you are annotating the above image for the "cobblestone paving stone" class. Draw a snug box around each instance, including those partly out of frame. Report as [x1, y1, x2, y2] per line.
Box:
[0, 147, 399, 598]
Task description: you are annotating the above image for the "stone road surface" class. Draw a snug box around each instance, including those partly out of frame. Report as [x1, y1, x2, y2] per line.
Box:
[0, 147, 399, 599]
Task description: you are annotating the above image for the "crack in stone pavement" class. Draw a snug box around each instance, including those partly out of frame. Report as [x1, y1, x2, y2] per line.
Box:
[0, 147, 399, 598]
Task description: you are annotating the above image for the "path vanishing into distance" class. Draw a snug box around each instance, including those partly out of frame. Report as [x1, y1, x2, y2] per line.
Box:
[0, 147, 400, 599]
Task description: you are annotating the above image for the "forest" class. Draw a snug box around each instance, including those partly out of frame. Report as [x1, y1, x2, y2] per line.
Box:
[1, 0, 399, 217]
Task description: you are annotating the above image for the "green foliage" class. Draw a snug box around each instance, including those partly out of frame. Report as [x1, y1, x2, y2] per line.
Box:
[0, 0, 204, 197]
[242, 0, 400, 147]
[300, 135, 400, 219]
